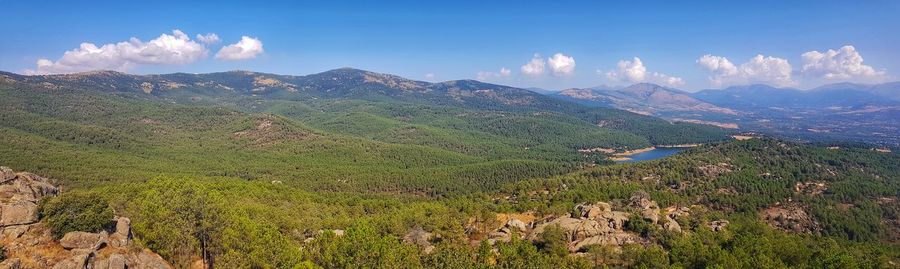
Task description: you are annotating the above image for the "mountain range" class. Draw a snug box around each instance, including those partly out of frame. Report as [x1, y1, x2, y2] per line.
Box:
[544, 81, 900, 146]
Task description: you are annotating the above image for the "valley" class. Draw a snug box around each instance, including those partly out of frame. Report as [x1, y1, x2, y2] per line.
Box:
[0, 69, 897, 268]
[548, 82, 900, 147]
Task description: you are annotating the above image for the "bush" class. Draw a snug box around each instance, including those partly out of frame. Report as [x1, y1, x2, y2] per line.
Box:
[625, 214, 652, 237]
[40, 192, 114, 238]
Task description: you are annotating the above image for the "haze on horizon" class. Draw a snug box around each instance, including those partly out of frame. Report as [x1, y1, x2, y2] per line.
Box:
[1, 0, 898, 91]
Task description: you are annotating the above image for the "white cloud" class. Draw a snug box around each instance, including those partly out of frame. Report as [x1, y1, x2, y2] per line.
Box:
[215, 36, 264, 61]
[801, 45, 885, 81]
[424, 73, 435, 79]
[26, 30, 208, 74]
[499, 67, 511, 76]
[547, 53, 575, 76]
[196, 33, 220, 45]
[476, 67, 512, 81]
[604, 57, 684, 87]
[697, 54, 794, 87]
[520, 54, 545, 76]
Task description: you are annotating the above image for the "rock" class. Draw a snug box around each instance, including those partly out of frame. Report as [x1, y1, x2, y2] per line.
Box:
[114, 217, 131, 236]
[641, 208, 659, 224]
[94, 253, 127, 269]
[1, 225, 29, 239]
[0, 201, 39, 226]
[696, 163, 734, 179]
[0, 258, 21, 269]
[60, 231, 103, 250]
[9, 172, 58, 201]
[0, 166, 14, 182]
[110, 217, 131, 247]
[0, 169, 58, 227]
[506, 219, 528, 232]
[599, 211, 629, 230]
[402, 226, 433, 248]
[576, 202, 612, 219]
[531, 217, 611, 241]
[710, 220, 729, 232]
[572, 231, 641, 251]
[761, 203, 821, 233]
[52, 252, 93, 269]
[663, 217, 682, 233]
[629, 191, 658, 210]
[127, 249, 173, 269]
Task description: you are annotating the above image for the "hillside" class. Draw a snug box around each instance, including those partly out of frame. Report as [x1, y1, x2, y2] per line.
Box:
[1, 69, 897, 268]
[1, 138, 897, 268]
[555, 83, 737, 117]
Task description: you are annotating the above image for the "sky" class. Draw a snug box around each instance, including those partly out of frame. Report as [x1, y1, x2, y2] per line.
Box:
[1, 0, 899, 91]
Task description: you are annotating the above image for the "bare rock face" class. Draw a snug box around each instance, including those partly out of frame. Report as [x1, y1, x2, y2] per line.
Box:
[572, 231, 641, 252]
[505, 219, 528, 232]
[60, 231, 104, 250]
[0, 201, 39, 226]
[0, 258, 21, 269]
[0, 168, 58, 227]
[109, 217, 131, 248]
[0, 167, 15, 182]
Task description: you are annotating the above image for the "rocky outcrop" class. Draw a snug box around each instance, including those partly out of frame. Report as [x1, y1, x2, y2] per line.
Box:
[695, 163, 734, 179]
[761, 202, 821, 234]
[526, 200, 648, 252]
[402, 226, 435, 254]
[0, 168, 58, 227]
[59, 231, 105, 250]
[0, 166, 172, 269]
[709, 220, 729, 232]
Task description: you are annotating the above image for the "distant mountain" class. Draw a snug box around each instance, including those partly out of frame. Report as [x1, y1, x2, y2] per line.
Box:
[554, 83, 738, 116]
[692, 83, 900, 109]
[811, 82, 900, 102]
[525, 87, 557, 95]
[0, 68, 732, 146]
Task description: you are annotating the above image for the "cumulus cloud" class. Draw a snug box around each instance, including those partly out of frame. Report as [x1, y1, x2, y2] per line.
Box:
[476, 67, 512, 81]
[697, 54, 794, 87]
[26, 30, 208, 74]
[547, 53, 575, 76]
[424, 73, 435, 79]
[604, 57, 684, 87]
[520, 54, 546, 76]
[801, 45, 885, 81]
[215, 36, 264, 60]
[196, 33, 220, 45]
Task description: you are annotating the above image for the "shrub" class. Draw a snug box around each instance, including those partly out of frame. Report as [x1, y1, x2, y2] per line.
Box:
[40, 192, 114, 238]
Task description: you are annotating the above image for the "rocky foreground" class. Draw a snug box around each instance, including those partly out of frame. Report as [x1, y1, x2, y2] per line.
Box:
[0, 167, 172, 269]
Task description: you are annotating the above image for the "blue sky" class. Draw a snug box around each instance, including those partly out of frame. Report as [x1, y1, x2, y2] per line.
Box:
[1, 0, 898, 90]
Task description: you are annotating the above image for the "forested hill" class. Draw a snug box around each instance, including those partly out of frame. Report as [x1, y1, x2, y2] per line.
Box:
[0, 68, 729, 146]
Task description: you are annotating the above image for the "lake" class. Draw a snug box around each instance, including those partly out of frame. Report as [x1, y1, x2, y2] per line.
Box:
[615, 147, 688, 163]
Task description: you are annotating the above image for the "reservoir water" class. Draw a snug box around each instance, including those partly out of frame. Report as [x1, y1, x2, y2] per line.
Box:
[615, 147, 688, 163]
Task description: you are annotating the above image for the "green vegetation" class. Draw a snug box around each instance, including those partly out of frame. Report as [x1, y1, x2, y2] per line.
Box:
[39, 192, 114, 238]
[1, 74, 897, 268]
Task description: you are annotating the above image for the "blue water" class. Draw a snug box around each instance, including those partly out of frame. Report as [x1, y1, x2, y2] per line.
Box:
[616, 147, 687, 163]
